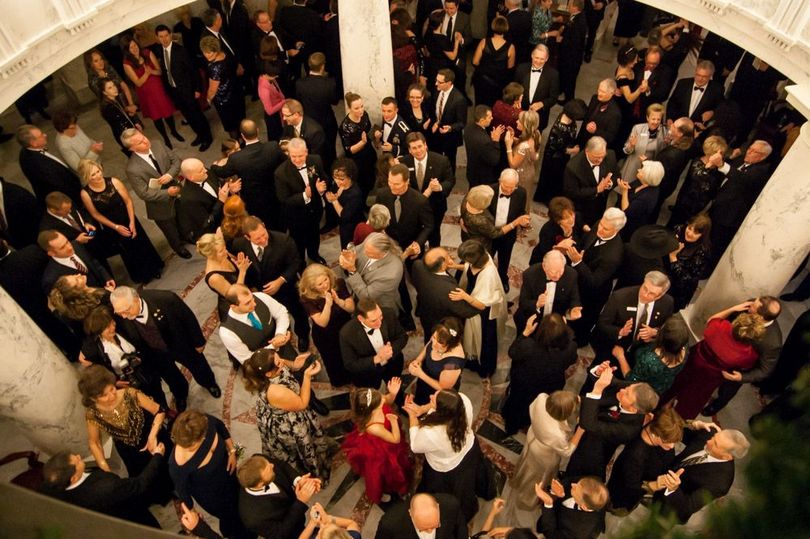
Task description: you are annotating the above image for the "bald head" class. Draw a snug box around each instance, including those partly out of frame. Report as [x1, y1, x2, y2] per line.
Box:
[181, 158, 207, 183]
[424, 247, 448, 273]
[409, 494, 440, 533]
[240, 119, 259, 141]
[542, 250, 566, 281]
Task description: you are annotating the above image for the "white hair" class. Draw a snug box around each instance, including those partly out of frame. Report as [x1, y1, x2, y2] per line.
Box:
[640, 160, 665, 187]
[287, 137, 307, 152]
[180, 158, 205, 178]
[602, 207, 627, 230]
[543, 249, 566, 266]
[644, 270, 671, 292]
[499, 168, 519, 184]
[586, 136, 607, 153]
[120, 128, 140, 149]
[109, 286, 139, 307]
[721, 429, 750, 459]
[365, 232, 401, 256]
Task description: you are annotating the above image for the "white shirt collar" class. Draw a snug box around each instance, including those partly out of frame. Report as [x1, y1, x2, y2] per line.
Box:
[244, 483, 281, 496]
[66, 472, 91, 490]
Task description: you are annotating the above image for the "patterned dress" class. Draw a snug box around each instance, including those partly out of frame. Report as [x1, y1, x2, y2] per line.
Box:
[256, 367, 333, 483]
[626, 344, 686, 395]
[514, 140, 540, 210]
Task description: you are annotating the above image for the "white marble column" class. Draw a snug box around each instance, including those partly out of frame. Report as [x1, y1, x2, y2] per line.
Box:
[338, 0, 395, 126]
[683, 122, 810, 337]
[0, 287, 87, 455]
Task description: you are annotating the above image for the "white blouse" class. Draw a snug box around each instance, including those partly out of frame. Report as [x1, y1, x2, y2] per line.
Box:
[409, 392, 475, 472]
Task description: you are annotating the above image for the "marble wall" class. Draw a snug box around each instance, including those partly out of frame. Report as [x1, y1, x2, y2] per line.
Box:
[0, 287, 88, 455]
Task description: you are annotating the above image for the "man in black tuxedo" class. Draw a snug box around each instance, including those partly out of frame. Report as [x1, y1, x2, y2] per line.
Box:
[110, 286, 221, 409]
[295, 53, 339, 163]
[177, 158, 231, 243]
[375, 97, 411, 158]
[281, 98, 328, 160]
[122, 128, 190, 258]
[40, 446, 166, 527]
[698, 32, 744, 86]
[39, 191, 108, 268]
[557, 0, 587, 102]
[251, 10, 292, 91]
[234, 216, 310, 350]
[563, 136, 619, 226]
[535, 477, 609, 539]
[339, 298, 407, 390]
[154, 25, 213, 151]
[592, 271, 674, 364]
[708, 140, 773, 268]
[703, 296, 783, 416]
[439, 0, 472, 90]
[220, 0, 256, 95]
[202, 8, 241, 66]
[275, 137, 329, 264]
[516, 250, 581, 334]
[412, 247, 480, 343]
[0, 176, 42, 248]
[577, 79, 622, 148]
[583, 0, 608, 63]
[431, 69, 467, 170]
[653, 117, 695, 217]
[514, 44, 560, 130]
[277, 0, 323, 80]
[38, 230, 113, 293]
[488, 168, 528, 291]
[566, 362, 659, 479]
[504, 0, 533, 63]
[666, 60, 725, 132]
[237, 454, 322, 538]
[374, 492, 468, 539]
[399, 134, 449, 249]
[631, 47, 673, 124]
[16, 125, 82, 203]
[212, 119, 285, 231]
[563, 207, 626, 345]
[654, 426, 749, 523]
[463, 105, 503, 188]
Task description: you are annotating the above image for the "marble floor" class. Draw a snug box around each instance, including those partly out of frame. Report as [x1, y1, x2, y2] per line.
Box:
[1, 18, 809, 538]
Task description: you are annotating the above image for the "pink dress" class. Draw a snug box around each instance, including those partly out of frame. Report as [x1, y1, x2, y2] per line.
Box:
[124, 53, 175, 120]
[341, 404, 413, 503]
[668, 318, 759, 419]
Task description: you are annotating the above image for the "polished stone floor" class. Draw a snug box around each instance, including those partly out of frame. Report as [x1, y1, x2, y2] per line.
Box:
[1, 13, 808, 538]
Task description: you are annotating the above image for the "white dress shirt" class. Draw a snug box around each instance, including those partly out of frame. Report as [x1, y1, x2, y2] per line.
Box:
[494, 188, 510, 227]
[53, 253, 89, 272]
[543, 281, 557, 316]
[529, 69, 542, 101]
[100, 335, 137, 375]
[361, 321, 385, 352]
[688, 85, 706, 117]
[219, 292, 291, 363]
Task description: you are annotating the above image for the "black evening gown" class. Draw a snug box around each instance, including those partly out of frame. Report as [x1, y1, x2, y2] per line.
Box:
[473, 38, 511, 107]
[339, 112, 377, 196]
[205, 267, 239, 322]
[83, 178, 163, 283]
[300, 279, 353, 387]
[536, 114, 578, 204]
[208, 56, 245, 134]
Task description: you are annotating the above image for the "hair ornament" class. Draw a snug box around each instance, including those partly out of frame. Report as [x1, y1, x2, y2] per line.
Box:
[366, 388, 372, 407]
[448, 328, 457, 337]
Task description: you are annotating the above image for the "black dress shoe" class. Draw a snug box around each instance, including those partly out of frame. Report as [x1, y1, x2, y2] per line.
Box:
[311, 255, 327, 265]
[701, 402, 721, 417]
[190, 137, 202, 146]
[199, 140, 212, 152]
[171, 131, 186, 143]
[208, 386, 222, 398]
[583, 52, 592, 63]
[177, 248, 193, 259]
[310, 396, 330, 416]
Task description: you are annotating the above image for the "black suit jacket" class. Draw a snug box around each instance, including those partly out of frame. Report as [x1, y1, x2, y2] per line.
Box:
[463, 124, 500, 186]
[18, 148, 82, 203]
[578, 96, 623, 147]
[375, 492, 467, 539]
[153, 42, 201, 98]
[666, 78, 725, 123]
[594, 285, 674, 353]
[400, 151, 455, 218]
[0, 178, 42, 248]
[177, 178, 224, 242]
[412, 259, 479, 336]
[116, 289, 206, 357]
[563, 150, 619, 226]
[376, 187, 434, 249]
[741, 320, 782, 383]
[340, 310, 408, 388]
[709, 158, 771, 228]
[506, 9, 533, 63]
[514, 63, 560, 129]
[41, 242, 111, 292]
[655, 429, 735, 522]
[576, 231, 625, 306]
[238, 456, 308, 538]
[566, 381, 646, 479]
[40, 454, 163, 527]
[282, 116, 327, 157]
[39, 209, 92, 242]
[538, 482, 606, 539]
[558, 11, 587, 62]
[277, 4, 324, 54]
[294, 74, 339, 132]
[274, 155, 328, 227]
[633, 62, 674, 118]
[212, 141, 284, 225]
[434, 87, 468, 149]
[516, 264, 580, 332]
[202, 26, 239, 58]
[487, 182, 527, 243]
[233, 231, 300, 299]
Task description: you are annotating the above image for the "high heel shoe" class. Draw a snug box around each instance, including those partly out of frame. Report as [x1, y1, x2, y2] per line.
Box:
[171, 130, 185, 143]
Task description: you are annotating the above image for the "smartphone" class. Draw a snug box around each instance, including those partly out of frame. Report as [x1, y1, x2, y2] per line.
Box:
[87, 230, 96, 237]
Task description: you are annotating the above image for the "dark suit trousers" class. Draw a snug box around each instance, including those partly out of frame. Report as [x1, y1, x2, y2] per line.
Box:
[585, 9, 605, 54]
[492, 233, 516, 287]
[399, 257, 417, 330]
[289, 220, 321, 265]
[169, 86, 212, 142]
[152, 351, 190, 402]
[177, 349, 218, 389]
[278, 289, 311, 345]
[154, 216, 186, 253]
[429, 206, 444, 249]
[708, 380, 742, 411]
[559, 60, 582, 101]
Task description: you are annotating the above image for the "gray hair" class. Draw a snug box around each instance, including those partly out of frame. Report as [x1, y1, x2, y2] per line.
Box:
[752, 139, 773, 158]
[585, 136, 607, 153]
[15, 124, 39, 147]
[599, 78, 617, 93]
[644, 270, 671, 292]
[120, 128, 141, 149]
[533, 44, 550, 56]
[543, 249, 566, 266]
[632, 383, 660, 413]
[640, 160, 665, 187]
[367, 204, 391, 231]
[499, 168, 519, 184]
[721, 429, 750, 459]
[287, 137, 307, 152]
[365, 232, 401, 256]
[109, 285, 139, 307]
[696, 59, 716, 75]
[602, 207, 627, 230]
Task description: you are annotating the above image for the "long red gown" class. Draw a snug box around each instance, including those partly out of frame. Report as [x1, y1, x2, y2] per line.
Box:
[341, 404, 413, 503]
[668, 318, 759, 419]
[124, 52, 175, 120]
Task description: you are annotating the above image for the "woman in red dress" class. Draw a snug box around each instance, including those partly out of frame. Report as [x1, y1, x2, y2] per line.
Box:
[341, 379, 412, 504]
[666, 303, 765, 419]
[120, 35, 183, 149]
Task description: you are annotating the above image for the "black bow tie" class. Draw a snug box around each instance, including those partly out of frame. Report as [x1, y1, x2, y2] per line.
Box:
[384, 122, 393, 127]
[367, 328, 375, 335]
[499, 193, 512, 199]
[297, 165, 307, 171]
[531, 68, 542, 73]
[694, 86, 705, 92]
[591, 164, 599, 169]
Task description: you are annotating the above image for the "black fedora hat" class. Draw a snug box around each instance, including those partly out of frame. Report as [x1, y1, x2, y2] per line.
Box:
[629, 225, 679, 258]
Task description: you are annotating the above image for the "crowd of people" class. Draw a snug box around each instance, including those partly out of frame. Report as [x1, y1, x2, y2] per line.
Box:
[1, 0, 807, 537]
